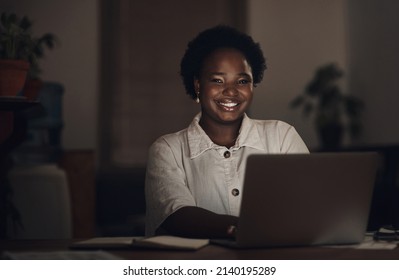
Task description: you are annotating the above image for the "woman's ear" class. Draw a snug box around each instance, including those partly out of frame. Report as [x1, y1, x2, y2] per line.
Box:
[193, 78, 201, 104]
[194, 78, 200, 94]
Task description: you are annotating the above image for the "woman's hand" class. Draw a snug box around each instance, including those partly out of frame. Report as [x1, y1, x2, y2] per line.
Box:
[158, 206, 238, 239]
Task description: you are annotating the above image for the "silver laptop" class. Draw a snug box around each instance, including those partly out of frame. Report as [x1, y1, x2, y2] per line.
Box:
[212, 152, 379, 248]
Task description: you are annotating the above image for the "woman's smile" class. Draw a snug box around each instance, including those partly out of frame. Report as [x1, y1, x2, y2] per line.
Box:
[216, 99, 241, 111]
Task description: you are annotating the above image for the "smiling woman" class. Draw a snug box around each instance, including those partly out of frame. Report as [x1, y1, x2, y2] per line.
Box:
[195, 48, 254, 147]
[145, 26, 309, 239]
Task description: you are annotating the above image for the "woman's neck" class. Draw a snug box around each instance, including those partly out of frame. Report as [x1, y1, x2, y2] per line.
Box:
[199, 117, 242, 148]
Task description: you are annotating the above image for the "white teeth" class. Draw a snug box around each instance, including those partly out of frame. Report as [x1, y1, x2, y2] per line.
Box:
[219, 102, 238, 107]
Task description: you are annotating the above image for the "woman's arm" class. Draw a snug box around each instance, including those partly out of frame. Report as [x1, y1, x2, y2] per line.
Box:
[158, 206, 238, 239]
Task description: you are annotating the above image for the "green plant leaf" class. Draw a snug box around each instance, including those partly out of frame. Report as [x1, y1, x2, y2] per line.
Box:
[289, 62, 365, 143]
[19, 16, 32, 31]
[303, 102, 313, 117]
[0, 12, 57, 75]
[290, 95, 305, 108]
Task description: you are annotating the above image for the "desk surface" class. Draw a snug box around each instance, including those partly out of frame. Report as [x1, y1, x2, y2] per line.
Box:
[1, 239, 399, 260]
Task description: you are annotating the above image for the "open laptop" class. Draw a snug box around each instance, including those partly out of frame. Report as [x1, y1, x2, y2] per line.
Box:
[212, 152, 379, 248]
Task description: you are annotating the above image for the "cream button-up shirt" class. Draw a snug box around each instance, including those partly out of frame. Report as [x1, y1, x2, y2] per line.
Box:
[145, 113, 309, 236]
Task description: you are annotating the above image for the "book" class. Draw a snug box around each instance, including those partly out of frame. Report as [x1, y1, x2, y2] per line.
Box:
[71, 235, 209, 251]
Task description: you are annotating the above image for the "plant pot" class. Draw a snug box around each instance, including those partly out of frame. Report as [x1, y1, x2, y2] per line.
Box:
[22, 78, 44, 101]
[318, 123, 343, 151]
[0, 60, 30, 97]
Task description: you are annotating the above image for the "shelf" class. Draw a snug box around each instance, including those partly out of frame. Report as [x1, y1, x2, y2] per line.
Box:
[0, 96, 40, 111]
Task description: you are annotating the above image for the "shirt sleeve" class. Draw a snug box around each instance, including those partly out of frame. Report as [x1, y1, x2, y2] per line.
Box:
[279, 124, 310, 153]
[144, 137, 196, 236]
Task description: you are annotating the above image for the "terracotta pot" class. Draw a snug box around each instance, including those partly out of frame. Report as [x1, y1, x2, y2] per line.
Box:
[22, 78, 44, 101]
[0, 59, 30, 97]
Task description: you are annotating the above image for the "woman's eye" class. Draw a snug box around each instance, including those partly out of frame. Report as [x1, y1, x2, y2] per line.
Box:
[238, 79, 250, 85]
[211, 78, 223, 83]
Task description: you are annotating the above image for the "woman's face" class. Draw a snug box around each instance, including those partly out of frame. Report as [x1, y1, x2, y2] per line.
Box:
[195, 48, 254, 127]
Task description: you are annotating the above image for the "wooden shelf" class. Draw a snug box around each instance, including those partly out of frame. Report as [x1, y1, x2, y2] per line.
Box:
[0, 96, 40, 111]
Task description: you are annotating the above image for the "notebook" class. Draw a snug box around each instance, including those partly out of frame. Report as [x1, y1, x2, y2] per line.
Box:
[212, 152, 379, 248]
[71, 235, 209, 251]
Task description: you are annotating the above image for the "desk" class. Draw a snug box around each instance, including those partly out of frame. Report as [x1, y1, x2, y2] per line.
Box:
[1, 239, 399, 260]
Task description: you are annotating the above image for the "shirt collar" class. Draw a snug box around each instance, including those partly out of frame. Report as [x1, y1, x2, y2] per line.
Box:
[187, 113, 266, 159]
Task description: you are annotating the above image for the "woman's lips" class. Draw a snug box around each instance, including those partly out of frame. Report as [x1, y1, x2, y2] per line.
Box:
[216, 100, 240, 111]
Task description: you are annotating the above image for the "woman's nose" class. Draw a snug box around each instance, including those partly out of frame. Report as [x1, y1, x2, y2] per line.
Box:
[222, 85, 238, 96]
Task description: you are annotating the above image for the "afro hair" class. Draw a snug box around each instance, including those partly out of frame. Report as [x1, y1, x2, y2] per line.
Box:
[180, 25, 267, 99]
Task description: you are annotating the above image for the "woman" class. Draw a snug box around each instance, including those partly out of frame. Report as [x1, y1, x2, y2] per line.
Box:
[145, 26, 309, 238]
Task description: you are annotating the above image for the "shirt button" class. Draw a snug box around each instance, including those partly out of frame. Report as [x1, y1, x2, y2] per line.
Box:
[223, 151, 231, 158]
[231, 188, 240, 196]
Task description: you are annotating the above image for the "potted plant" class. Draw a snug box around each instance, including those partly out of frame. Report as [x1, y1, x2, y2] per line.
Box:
[0, 12, 35, 97]
[290, 63, 364, 150]
[23, 29, 57, 101]
[0, 12, 57, 100]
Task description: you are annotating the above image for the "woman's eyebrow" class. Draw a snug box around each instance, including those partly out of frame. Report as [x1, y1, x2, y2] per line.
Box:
[209, 72, 226, 76]
[209, 72, 251, 76]
[238, 72, 253, 78]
